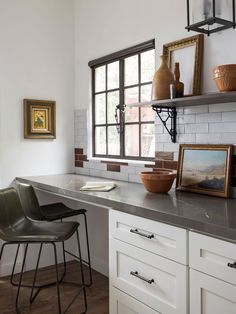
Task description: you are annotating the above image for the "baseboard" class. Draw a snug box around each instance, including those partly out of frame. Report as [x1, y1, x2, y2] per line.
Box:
[0, 261, 22, 277]
[90, 255, 109, 277]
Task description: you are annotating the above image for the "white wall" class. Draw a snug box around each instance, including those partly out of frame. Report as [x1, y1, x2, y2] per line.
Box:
[0, 0, 75, 188]
[74, 0, 236, 110]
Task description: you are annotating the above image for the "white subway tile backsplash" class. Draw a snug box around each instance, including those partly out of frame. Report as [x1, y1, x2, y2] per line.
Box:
[184, 105, 208, 115]
[75, 168, 90, 176]
[222, 112, 236, 122]
[128, 174, 142, 183]
[196, 112, 222, 123]
[209, 122, 236, 133]
[221, 133, 236, 144]
[113, 172, 129, 181]
[120, 165, 136, 174]
[185, 123, 208, 134]
[177, 133, 196, 143]
[163, 143, 179, 152]
[209, 102, 236, 112]
[196, 133, 222, 144]
[178, 114, 196, 124]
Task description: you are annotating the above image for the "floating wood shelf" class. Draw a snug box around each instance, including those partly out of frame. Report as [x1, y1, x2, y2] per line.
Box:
[127, 91, 236, 143]
[127, 91, 236, 108]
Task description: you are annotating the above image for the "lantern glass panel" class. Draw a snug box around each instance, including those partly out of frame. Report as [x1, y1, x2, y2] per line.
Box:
[190, 0, 233, 25]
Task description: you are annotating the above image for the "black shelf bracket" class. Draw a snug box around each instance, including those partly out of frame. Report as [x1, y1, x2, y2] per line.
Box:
[152, 105, 177, 143]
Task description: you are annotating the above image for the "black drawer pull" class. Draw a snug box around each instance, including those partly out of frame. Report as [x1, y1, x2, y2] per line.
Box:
[130, 228, 154, 239]
[227, 262, 236, 269]
[130, 271, 154, 284]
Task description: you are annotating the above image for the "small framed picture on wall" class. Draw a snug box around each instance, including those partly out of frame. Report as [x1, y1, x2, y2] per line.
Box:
[24, 99, 56, 139]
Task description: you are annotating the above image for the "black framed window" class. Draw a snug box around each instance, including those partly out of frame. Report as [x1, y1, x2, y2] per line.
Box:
[89, 40, 155, 160]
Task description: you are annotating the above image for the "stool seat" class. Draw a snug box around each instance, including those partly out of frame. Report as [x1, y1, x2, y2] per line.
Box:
[41, 202, 86, 221]
[1, 219, 79, 243]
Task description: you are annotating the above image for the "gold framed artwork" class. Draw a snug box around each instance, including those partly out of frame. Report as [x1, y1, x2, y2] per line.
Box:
[24, 99, 56, 139]
[163, 34, 204, 96]
[176, 144, 233, 198]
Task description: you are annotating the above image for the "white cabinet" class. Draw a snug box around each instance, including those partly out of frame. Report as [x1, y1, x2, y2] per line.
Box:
[110, 287, 160, 314]
[190, 269, 236, 314]
[189, 231, 236, 314]
[109, 210, 188, 314]
[189, 232, 236, 286]
[110, 210, 187, 264]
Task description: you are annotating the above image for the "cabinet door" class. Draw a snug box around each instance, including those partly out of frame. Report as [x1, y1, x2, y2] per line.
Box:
[190, 269, 236, 314]
[110, 287, 160, 314]
[110, 238, 188, 314]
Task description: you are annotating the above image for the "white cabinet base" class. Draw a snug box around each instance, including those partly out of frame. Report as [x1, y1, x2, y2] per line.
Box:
[190, 269, 236, 314]
[110, 287, 160, 314]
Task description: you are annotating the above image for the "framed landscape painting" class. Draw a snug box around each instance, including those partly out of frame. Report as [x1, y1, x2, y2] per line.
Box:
[24, 99, 56, 139]
[176, 144, 233, 198]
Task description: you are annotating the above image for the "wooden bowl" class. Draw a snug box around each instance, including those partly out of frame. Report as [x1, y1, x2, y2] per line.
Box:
[213, 64, 236, 92]
[140, 171, 176, 193]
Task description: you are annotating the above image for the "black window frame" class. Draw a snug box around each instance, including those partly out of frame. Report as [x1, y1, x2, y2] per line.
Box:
[89, 39, 155, 161]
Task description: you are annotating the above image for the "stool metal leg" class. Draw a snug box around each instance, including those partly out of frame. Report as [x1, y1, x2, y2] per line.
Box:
[52, 242, 62, 314]
[10, 244, 20, 286]
[16, 243, 28, 314]
[82, 212, 92, 286]
[76, 229, 87, 314]
[30, 243, 43, 303]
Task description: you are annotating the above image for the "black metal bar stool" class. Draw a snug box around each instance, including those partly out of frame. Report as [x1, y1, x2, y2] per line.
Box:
[0, 187, 87, 314]
[15, 181, 92, 286]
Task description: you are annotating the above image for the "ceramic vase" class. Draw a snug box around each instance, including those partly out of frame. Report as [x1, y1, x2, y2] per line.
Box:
[152, 55, 174, 100]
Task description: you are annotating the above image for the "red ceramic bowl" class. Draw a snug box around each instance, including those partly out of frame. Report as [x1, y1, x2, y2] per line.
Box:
[140, 171, 176, 193]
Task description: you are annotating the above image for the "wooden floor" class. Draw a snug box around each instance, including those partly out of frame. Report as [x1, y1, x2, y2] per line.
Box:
[0, 262, 109, 314]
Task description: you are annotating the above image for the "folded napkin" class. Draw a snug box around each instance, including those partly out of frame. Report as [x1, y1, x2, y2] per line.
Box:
[80, 181, 117, 192]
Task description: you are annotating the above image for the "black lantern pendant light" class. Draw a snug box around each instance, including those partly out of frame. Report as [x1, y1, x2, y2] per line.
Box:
[186, 0, 236, 35]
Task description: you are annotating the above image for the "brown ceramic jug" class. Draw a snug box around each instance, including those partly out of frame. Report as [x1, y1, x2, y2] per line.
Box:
[152, 55, 174, 100]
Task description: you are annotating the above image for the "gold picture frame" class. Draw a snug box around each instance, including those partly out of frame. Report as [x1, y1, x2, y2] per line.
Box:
[24, 99, 56, 139]
[176, 144, 233, 198]
[163, 34, 204, 96]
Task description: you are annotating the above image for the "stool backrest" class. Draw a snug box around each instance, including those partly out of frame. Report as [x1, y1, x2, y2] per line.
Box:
[16, 182, 44, 221]
[0, 188, 25, 237]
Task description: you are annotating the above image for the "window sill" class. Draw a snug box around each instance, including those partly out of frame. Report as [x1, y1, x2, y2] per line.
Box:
[88, 156, 155, 166]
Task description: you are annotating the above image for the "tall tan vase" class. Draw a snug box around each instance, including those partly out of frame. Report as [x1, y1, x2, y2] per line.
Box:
[152, 55, 174, 100]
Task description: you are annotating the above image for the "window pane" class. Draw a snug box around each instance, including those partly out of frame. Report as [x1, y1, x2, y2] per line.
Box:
[141, 84, 152, 102]
[125, 87, 139, 122]
[107, 61, 119, 90]
[141, 124, 155, 157]
[141, 85, 154, 121]
[95, 66, 106, 92]
[141, 50, 155, 83]
[95, 127, 106, 154]
[107, 91, 119, 124]
[125, 124, 139, 156]
[108, 126, 120, 155]
[125, 55, 138, 86]
[141, 107, 155, 122]
[95, 93, 106, 124]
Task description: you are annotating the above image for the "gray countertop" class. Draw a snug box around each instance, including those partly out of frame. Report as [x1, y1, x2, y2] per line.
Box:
[16, 174, 236, 243]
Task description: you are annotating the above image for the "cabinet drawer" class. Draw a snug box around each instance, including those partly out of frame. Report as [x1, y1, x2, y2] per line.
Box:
[109, 210, 187, 264]
[109, 238, 188, 314]
[190, 269, 236, 314]
[110, 287, 160, 314]
[189, 232, 236, 286]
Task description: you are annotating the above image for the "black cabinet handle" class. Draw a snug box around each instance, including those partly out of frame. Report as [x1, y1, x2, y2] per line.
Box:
[130, 228, 154, 239]
[227, 262, 236, 269]
[130, 271, 154, 284]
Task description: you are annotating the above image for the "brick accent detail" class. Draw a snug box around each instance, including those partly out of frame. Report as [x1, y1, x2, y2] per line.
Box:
[155, 160, 164, 168]
[163, 160, 178, 170]
[75, 160, 84, 168]
[75, 148, 83, 154]
[107, 164, 120, 172]
[101, 161, 128, 166]
[155, 151, 174, 161]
